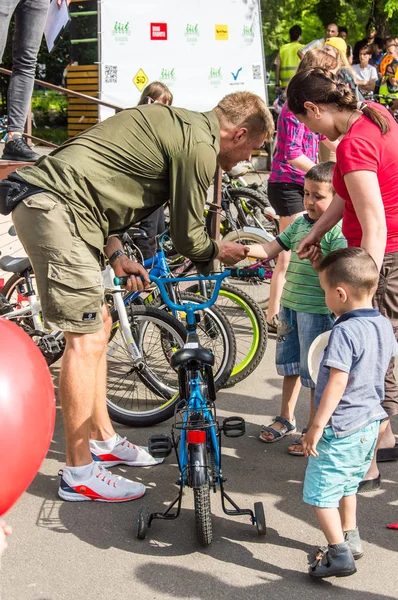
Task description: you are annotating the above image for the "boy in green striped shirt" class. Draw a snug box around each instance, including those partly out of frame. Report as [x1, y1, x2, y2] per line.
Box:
[248, 162, 347, 452]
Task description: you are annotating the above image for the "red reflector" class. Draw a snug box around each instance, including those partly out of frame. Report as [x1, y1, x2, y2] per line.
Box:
[187, 430, 206, 444]
[0, 278, 4, 290]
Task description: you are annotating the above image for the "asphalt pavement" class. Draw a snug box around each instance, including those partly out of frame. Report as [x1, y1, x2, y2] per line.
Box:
[1, 330, 397, 600]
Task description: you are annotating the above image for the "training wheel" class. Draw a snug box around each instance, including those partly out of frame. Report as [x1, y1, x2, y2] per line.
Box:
[136, 504, 149, 540]
[254, 502, 266, 536]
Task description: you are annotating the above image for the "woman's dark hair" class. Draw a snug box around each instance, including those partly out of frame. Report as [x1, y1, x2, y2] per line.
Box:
[287, 68, 390, 134]
[138, 81, 173, 105]
[338, 26, 348, 35]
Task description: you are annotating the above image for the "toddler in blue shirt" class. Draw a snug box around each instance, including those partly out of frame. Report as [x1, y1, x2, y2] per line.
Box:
[302, 247, 396, 579]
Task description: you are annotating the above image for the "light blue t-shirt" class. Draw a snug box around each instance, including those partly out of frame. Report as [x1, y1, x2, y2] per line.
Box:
[315, 308, 396, 438]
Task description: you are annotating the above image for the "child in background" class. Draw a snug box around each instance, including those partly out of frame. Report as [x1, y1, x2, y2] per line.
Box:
[248, 162, 347, 451]
[303, 248, 396, 578]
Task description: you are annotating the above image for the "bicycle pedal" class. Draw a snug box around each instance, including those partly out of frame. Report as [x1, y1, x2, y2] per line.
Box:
[222, 416, 245, 437]
[148, 434, 173, 458]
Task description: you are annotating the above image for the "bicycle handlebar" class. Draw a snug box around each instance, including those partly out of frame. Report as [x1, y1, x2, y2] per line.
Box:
[114, 268, 265, 313]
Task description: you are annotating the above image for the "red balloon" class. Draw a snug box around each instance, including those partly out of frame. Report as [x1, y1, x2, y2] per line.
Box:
[0, 318, 55, 516]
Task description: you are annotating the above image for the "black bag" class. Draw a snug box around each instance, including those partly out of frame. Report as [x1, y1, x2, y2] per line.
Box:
[0, 173, 44, 216]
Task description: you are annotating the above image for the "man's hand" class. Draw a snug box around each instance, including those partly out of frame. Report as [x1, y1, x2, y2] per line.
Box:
[216, 241, 251, 266]
[112, 255, 150, 292]
[57, 0, 71, 7]
[302, 425, 323, 457]
[310, 246, 324, 271]
[296, 230, 322, 261]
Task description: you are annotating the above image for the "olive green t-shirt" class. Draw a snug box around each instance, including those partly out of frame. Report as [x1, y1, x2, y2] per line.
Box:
[18, 104, 220, 273]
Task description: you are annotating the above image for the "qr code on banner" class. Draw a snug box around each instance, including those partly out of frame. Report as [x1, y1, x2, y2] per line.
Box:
[252, 64, 261, 80]
[105, 65, 117, 83]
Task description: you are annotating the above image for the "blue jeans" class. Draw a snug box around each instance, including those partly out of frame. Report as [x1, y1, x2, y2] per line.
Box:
[276, 306, 335, 388]
[0, 0, 49, 132]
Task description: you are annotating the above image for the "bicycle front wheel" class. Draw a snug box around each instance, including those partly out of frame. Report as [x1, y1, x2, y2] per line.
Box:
[106, 305, 186, 427]
[186, 283, 267, 386]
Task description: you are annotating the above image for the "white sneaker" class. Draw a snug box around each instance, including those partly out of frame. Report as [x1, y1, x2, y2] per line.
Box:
[58, 463, 146, 502]
[89, 434, 164, 467]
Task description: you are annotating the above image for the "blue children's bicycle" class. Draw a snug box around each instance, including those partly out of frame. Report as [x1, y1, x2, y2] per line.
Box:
[115, 268, 267, 546]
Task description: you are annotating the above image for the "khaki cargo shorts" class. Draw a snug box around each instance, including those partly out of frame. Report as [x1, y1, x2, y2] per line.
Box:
[12, 192, 105, 333]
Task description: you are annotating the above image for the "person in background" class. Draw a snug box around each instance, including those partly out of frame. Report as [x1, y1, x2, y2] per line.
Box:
[265, 50, 338, 332]
[380, 40, 398, 82]
[298, 23, 339, 59]
[287, 67, 398, 492]
[134, 82, 173, 260]
[379, 55, 398, 113]
[352, 45, 378, 99]
[370, 36, 385, 70]
[322, 36, 358, 96]
[338, 26, 353, 65]
[303, 248, 396, 579]
[274, 25, 303, 92]
[353, 19, 377, 63]
[248, 163, 346, 450]
[0, 0, 70, 162]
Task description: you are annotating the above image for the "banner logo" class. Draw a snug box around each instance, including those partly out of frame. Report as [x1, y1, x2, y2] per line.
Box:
[133, 68, 149, 91]
[209, 67, 222, 87]
[230, 67, 244, 86]
[112, 21, 131, 44]
[160, 68, 176, 82]
[243, 23, 255, 44]
[215, 25, 228, 40]
[151, 23, 167, 40]
[185, 23, 200, 45]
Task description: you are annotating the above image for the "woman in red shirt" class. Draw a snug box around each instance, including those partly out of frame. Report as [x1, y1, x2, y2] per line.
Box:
[286, 68, 398, 490]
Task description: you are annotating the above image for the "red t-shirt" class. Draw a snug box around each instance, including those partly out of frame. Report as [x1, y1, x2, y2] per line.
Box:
[333, 103, 398, 253]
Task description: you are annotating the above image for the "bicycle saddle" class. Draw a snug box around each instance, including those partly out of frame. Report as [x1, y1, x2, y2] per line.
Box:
[171, 346, 215, 369]
[0, 255, 32, 273]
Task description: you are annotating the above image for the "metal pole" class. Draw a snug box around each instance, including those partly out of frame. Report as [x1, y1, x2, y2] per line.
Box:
[209, 165, 222, 267]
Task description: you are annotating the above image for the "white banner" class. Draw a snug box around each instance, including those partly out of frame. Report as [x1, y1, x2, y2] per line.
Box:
[98, 0, 267, 120]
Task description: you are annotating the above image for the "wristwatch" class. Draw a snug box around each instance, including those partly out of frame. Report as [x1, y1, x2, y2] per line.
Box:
[109, 249, 126, 265]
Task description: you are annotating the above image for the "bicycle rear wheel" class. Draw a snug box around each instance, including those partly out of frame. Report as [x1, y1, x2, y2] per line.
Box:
[193, 484, 213, 546]
[106, 305, 186, 427]
[221, 230, 276, 311]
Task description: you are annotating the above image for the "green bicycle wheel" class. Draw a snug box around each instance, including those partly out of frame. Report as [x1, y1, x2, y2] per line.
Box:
[186, 282, 267, 386]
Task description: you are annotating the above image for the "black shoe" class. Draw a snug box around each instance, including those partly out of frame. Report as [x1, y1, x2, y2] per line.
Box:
[309, 543, 357, 578]
[1, 137, 40, 162]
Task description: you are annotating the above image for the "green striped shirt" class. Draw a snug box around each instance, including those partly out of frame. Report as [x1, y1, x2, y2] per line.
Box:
[277, 215, 347, 315]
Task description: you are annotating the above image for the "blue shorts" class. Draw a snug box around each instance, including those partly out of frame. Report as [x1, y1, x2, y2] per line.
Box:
[276, 307, 334, 388]
[303, 422, 379, 508]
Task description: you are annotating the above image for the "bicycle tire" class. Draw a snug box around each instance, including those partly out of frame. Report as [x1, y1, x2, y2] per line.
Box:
[154, 292, 236, 391]
[193, 484, 213, 546]
[227, 188, 279, 237]
[186, 283, 267, 386]
[221, 230, 276, 311]
[2, 272, 35, 302]
[106, 305, 186, 427]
